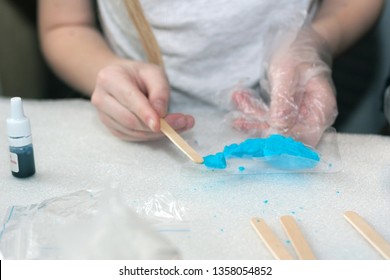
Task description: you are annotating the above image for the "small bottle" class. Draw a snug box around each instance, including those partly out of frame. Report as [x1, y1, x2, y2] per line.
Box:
[6, 97, 36, 178]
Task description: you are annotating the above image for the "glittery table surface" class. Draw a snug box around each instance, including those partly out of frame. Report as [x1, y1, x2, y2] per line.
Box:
[0, 97, 389, 260]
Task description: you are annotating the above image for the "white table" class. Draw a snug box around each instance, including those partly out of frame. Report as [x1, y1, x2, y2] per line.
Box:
[0, 97, 389, 259]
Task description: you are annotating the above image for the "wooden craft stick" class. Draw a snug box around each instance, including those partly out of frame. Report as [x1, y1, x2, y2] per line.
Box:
[251, 218, 294, 260]
[125, 3, 203, 164]
[160, 118, 204, 164]
[280, 215, 316, 260]
[344, 211, 390, 260]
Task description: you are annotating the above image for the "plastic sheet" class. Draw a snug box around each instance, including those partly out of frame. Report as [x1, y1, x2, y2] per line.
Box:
[131, 192, 190, 232]
[181, 127, 341, 176]
[0, 189, 180, 259]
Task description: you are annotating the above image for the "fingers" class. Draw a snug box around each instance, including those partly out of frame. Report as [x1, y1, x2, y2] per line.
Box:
[92, 87, 150, 131]
[227, 76, 336, 148]
[286, 76, 338, 147]
[97, 110, 195, 141]
[138, 65, 170, 118]
[267, 60, 302, 133]
[231, 89, 268, 118]
[93, 89, 161, 141]
[303, 76, 338, 128]
[93, 85, 194, 141]
[98, 112, 162, 142]
[164, 113, 195, 132]
[92, 62, 194, 141]
[232, 116, 270, 136]
[228, 89, 269, 135]
[95, 65, 161, 132]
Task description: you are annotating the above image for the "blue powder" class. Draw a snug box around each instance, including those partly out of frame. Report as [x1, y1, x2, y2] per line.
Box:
[203, 134, 320, 170]
[203, 152, 226, 169]
[238, 166, 245, 172]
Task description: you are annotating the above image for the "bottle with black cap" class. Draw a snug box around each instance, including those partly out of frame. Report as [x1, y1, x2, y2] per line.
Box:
[6, 97, 36, 178]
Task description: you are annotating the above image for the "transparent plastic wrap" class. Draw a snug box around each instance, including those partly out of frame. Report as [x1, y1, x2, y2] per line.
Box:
[131, 192, 190, 232]
[0, 189, 180, 259]
[213, 23, 337, 149]
[191, 36, 341, 176]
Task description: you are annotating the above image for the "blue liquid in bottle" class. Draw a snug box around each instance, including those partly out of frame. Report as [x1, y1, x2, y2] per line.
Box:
[7, 97, 36, 178]
[10, 144, 35, 178]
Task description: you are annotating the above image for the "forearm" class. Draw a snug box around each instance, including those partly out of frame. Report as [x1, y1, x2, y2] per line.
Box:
[40, 25, 121, 96]
[312, 0, 384, 56]
[38, 0, 124, 96]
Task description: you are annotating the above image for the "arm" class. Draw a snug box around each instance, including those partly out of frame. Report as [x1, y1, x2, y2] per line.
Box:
[38, 0, 194, 140]
[222, 1, 384, 147]
[312, 0, 384, 56]
[38, 0, 118, 95]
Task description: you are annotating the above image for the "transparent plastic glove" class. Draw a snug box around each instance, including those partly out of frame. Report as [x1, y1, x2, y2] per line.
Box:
[231, 27, 338, 147]
[268, 26, 338, 146]
[228, 87, 270, 135]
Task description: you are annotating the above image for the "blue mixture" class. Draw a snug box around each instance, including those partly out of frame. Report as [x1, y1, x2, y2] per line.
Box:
[203, 134, 320, 170]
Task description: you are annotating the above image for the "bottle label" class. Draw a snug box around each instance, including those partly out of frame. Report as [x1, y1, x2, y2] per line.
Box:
[10, 152, 19, 172]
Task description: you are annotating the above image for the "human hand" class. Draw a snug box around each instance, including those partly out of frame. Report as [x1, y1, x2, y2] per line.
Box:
[266, 27, 338, 146]
[231, 27, 338, 147]
[228, 87, 270, 135]
[91, 60, 194, 141]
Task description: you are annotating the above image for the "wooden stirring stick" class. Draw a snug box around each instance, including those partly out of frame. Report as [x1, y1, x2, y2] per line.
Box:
[125, 2, 203, 164]
[344, 211, 390, 260]
[280, 215, 316, 260]
[160, 118, 204, 164]
[251, 218, 294, 260]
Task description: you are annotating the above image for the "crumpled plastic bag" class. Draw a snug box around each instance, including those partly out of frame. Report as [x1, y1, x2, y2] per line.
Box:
[132, 192, 190, 232]
[0, 189, 180, 260]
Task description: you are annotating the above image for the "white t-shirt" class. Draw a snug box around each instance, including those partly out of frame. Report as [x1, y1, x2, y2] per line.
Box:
[97, 0, 316, 106]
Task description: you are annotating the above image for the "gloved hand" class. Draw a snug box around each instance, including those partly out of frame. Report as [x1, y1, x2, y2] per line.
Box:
[230, 26, 338, 147]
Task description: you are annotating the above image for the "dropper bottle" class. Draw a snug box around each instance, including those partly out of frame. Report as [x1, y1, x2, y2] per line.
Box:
[6, 97, 36, 178]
